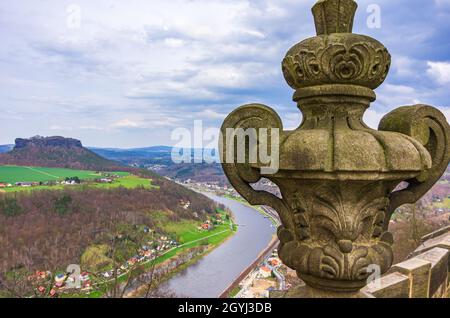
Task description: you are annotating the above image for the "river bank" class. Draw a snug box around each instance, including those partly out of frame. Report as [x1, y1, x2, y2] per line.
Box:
[218, 236, 279, 298]
[125, 232, 236, 298]
[159, 194, 276, 298]
[222, 194, 280, 227]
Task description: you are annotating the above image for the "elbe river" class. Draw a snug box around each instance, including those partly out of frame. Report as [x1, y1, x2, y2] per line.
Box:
[160, 194, 276, 298]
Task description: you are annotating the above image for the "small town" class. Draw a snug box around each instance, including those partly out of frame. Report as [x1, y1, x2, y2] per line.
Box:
[22, 198, 234, 298]
[27, 234, 180, 297]
[0, 174, 118, 190]
[170, 178, 290, 298]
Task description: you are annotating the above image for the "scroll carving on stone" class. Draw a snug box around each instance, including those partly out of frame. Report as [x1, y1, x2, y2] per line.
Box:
[379, 105, 450, 216]
[220, 0, 450, 297]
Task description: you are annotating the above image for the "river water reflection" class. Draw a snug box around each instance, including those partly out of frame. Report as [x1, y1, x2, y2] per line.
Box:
[161, 194, 275, 298]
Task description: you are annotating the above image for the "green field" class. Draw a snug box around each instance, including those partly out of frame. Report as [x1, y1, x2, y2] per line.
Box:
[162, 220, 232, 245]
[0, 165, 157, 192]
[0, 165, 129, 184]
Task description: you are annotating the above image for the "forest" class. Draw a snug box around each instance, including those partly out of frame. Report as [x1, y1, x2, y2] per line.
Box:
[0, 174, 219, 275]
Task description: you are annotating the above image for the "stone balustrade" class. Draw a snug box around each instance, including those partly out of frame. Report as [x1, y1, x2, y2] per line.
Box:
[363, 226, 450, 298]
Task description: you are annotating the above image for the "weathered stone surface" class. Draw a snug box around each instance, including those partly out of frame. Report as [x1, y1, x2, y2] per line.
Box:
[414, 248, 449, 298]
[364, 229, 450, 298]
[220, 0, 450, 297]
[282, 34, 391, 90]
[363, 272, 410, 298]
[14, 136, 83, 149]
[389, 258, 431, 298]
[420, 225, 450, 242]
[312, 0, 358, 35]
[278, 285, 374, 298]
[412, 231, 450, 262]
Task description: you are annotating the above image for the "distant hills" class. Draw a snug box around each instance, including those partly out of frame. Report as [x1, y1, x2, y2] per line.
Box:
[0, 136, 119, 170]
[0, 145, 13, 153]
[0, 138, 227, 183]
[89, 146, 228, 184]
[89, 145, 174, 163]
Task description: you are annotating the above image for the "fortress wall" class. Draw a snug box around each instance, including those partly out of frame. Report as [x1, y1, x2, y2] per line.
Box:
[219, 237, 279, 298]
[363, 226, 450, 298]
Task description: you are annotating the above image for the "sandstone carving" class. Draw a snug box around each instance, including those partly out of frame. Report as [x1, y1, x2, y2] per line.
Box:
[220, 0, 450, 297]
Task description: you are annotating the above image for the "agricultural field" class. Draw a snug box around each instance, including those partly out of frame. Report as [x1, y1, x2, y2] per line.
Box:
[0, 165, 156, 192]
[0, 165, 128, 183]
[90, 175, 158, 190]
[161, 210, 233, 246]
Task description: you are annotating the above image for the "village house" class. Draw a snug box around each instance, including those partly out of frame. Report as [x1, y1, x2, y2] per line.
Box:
[15, 182, 38, 187]
[179, 200, 191, 210]
[54, 274, 67, 288]
[143, 227, 152, 234]
[28, 230, 181, 296]
[199, 223, 212, 231]
[94, 177, 113, 184]
[267, 257, 281, 267]
[28, 271, 51, 282]
[61, 180, 77, 185]
[258, 266, 272, 278]
[37, 286, 46, 294]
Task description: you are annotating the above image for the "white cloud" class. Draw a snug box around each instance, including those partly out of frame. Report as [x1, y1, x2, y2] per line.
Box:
[197, 109, 227, 120]
[427, 61, 450, 85]
[392, 56, 422, 79]
[113, 119, 141, 128]
[126, 81, 223, 102]
[363, 109, 387, 129]
[164, 38, 186, 48]
[113, 119, 144, 128]
[383, 84, 417, 95]
[435, 0, 450, 6]
[112, 115, 182, 130]
[49, 125, 73, 131]
[0, 0, 449, 147]
[79, 125, 105, 131]
[375, 84, 423, 108]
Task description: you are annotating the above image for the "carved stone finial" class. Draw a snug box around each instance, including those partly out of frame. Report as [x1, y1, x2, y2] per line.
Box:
[312, 0, 358, 35]
[220, 0, 450, 298]
[282, 0, 390, 91]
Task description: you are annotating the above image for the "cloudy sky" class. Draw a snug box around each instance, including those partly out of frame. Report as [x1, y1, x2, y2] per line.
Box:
[1, 0, 449, 148]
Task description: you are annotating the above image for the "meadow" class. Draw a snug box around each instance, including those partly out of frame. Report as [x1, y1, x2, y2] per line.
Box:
[0, 165, 156, 192]
[162, 219, 232, 246]
[0, 165, 129, 183]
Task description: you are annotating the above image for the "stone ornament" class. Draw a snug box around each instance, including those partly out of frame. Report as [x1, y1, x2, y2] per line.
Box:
[220, 0, 450, 296]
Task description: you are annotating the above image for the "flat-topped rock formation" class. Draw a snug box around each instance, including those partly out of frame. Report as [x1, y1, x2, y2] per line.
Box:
[14, 136, 83, 150]
[0, 136, 119, 171]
